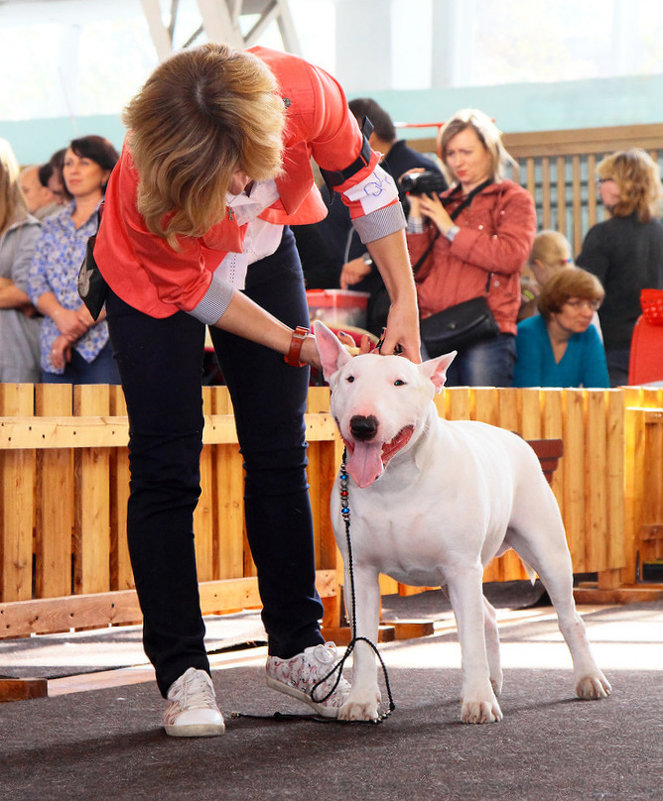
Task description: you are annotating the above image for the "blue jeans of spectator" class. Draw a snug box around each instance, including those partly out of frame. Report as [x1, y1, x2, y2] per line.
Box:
[41, 341, 120, 384]
[440, 332, 516, 387]
[105, 228, 324, 697]
[605, 347, 630, 388]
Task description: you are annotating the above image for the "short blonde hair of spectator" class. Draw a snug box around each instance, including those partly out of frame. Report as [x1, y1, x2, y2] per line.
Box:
[437, 109, 517, 184]
[537, 268, 605, 322]
[528, 229, 572, 268]
[0, 137, 26, 234]
[597, 148, 662, 223]
[123, 43, 286, 249]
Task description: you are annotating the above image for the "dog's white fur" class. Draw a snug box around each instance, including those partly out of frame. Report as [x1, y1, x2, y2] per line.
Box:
[314, 321, 611, 723]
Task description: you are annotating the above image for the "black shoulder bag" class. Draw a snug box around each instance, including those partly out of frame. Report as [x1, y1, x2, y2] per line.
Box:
[417, 180, 500, 357]
[77, 203, 108, 321]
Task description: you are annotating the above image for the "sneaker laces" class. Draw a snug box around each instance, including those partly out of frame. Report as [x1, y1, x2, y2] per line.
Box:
[308, 643, 342, 671]
[309, 643, 351, 704]
[307, 643, 350, 695]
[169, 669, 216, 710]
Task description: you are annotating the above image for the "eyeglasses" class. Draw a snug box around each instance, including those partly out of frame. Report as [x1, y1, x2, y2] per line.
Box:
[564, 298, 601, 311]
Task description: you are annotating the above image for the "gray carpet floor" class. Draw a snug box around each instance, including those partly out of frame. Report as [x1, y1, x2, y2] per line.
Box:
[1, 589, 662, 801]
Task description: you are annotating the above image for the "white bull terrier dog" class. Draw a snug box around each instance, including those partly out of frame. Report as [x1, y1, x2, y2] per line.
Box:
[314, 321, 611, 724]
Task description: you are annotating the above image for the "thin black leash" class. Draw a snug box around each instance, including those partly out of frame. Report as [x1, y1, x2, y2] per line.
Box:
[230, 453, 396, 725]
[308, 450, 396, 723]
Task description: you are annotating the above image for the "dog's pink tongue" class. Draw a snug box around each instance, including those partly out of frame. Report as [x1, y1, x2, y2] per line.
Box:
[347, 441, 384, 488]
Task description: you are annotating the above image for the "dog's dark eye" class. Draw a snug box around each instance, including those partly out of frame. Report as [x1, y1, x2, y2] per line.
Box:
[346, 375, 355, 383]
[394, 379, 406, 386]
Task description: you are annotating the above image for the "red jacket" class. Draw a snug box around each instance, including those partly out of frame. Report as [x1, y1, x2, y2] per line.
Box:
[94, 46, 399, 319]
[409, 180, 536, 335]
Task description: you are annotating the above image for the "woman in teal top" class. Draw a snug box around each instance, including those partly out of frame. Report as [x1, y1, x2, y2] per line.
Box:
[514, 267, 610, 388]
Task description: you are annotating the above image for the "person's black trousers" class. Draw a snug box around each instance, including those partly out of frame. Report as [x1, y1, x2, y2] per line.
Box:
[106, 228, 325, 697]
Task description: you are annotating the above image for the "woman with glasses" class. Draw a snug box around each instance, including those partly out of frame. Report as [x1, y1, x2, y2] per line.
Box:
[514, 268, 609, 388]
[577, 148, 663, 386]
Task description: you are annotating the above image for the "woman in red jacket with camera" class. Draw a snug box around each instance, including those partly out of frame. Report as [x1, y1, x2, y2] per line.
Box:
[407, 108, 536, 386]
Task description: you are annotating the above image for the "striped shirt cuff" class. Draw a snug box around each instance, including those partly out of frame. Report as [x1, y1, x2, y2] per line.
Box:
[352, 202, 406, 244]
[188, 271, 235, 325]
[406, 217, 427, 234]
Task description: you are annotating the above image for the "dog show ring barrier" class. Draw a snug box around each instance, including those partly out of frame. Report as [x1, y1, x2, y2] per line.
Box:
[0, 384, 342, 644]
[2, 381, 663, 653]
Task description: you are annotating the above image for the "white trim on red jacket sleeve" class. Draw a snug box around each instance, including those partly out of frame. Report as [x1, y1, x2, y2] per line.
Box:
[353, 201, 406, 244]
[188, 270, 236, 325]
[339, 163, 405, 243]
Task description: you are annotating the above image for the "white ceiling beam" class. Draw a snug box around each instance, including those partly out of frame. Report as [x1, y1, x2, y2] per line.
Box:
[137, 0, 301, 61]
[274, 0, 301, 55]
[195, 0, 244, 47]
[242, 1, 279, 46]
[140, 0, 174, 60]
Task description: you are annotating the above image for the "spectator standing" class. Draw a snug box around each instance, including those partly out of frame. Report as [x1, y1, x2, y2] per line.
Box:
[576, 148, 663, 386]
[28, 135, 120, 383]
[19, 165, 60, 221]
[408, 108, 536, 386]
[514, 267, 609, 388]
[0, 138, 41, 382]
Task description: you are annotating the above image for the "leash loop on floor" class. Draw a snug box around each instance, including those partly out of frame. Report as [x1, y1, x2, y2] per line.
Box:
[310, 451, 396, 723]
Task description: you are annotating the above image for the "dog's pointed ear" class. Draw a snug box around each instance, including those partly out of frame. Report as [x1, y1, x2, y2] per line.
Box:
[419, 351, 457, 392]
[313, 320, 352, 381]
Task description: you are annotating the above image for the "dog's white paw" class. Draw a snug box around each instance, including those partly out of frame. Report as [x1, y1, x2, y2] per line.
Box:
[338, 691, 381, 722]
[460, 697, 503, 724]
[576, 673, 612, 700]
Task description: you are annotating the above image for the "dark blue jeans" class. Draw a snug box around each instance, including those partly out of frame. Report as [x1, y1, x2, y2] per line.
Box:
[441, 333, 517, 387]
[41, 341, 120, 384]
[605, 347, 630, 388]
[106, 228, 324, 697]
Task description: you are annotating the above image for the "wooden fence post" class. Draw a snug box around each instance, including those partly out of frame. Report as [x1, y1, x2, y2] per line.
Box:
[74, 385, 111, 595]
[34, 384, 75, 599]
[0, 383, 36, 602]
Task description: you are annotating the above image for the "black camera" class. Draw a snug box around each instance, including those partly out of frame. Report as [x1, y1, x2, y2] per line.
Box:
[399, 171, 447, 196]
[398, 171, 447, 218]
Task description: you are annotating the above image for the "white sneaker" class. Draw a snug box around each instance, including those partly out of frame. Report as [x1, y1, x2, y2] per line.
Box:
[265, 642, 350, 718]
[163, 667, 225, 737]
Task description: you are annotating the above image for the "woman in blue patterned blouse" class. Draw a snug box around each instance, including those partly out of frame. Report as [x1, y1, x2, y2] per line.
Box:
[27, 135, 120, 383]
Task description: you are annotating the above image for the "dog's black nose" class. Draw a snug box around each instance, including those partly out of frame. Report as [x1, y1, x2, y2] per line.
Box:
[349, 414, 379, 441]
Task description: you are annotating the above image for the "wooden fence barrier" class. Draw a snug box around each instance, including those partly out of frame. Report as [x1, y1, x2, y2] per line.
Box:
[0, 383, 342, 639]
[2, 383, 663, 641]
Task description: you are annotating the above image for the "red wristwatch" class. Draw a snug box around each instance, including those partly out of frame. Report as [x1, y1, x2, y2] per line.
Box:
[284, 326, 310, 367]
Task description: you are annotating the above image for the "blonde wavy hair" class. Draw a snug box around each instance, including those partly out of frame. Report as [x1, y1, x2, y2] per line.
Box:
[123, 43, 286, 248]
[597, 148, 662, 223]
[528, 230, 571, 268]
[437, 108, 517, 185]
[526, 229, 573, 287]
[0, 137, 26, 235]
